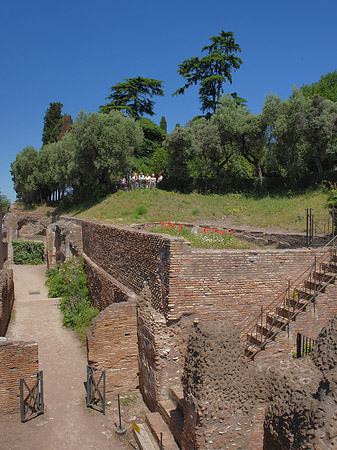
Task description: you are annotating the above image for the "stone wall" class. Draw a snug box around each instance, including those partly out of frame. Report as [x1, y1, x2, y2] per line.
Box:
[0, 268, 14, 336]
[0, 338, 38, 414]
[87, 302, 138, 395]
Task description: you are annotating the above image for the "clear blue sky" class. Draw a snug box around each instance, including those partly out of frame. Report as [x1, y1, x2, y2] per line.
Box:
[1, 0, 336, 201]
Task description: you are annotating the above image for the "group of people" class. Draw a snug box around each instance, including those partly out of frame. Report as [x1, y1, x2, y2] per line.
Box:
[118, 172, 163, 191]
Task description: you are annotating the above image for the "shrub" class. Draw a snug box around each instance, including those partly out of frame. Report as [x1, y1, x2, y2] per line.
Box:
[46, 257, 99, 341]
[135, 205, 147, 215]
[12, 239, 44, 264]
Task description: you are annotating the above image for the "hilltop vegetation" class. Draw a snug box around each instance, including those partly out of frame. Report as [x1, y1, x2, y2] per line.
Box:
[62, 188, 328, 232]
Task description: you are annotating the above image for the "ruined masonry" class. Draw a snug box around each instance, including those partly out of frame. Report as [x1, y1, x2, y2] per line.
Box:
[2, 212, 337, 449]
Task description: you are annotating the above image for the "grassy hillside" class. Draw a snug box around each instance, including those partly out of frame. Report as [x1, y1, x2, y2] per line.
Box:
[65, 188, 328, 232]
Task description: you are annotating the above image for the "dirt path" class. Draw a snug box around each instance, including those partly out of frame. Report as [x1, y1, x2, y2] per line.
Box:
[0, 264, 130, 450]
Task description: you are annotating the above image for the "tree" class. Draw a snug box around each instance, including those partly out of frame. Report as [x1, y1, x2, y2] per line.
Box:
[214, 97, 267, 184]
[11, 146, 41, 204]
[136, 118, 166, 157]
[159, 116, 167, 134]
[99, 76, 164, 119]
[173, 30, 242, 114]
[42, 102, 64, 145]
[296, 94, 337, 173]
[301, 71, 337, 103]
[0, 190, 10, 214]
[71, 110, 143, 193]
[163, 125, 195, 180]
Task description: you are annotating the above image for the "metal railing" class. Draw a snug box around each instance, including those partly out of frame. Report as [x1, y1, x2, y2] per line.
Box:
[240, 236, 337, 359]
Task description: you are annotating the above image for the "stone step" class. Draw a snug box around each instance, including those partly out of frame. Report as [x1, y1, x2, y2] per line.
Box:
[145, 412, 180, 450]
[133, 422, 160, 450]
[158, 398, 184, 446]
[169, 386, 184, 411]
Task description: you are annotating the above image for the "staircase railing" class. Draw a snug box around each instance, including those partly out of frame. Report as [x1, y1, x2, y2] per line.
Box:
[240, 236, 337, 359]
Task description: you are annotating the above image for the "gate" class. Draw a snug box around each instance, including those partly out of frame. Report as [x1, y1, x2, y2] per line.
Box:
[20, 371, 44, 422]
[296, 333, 315, 358]
[86, 365, 105, 414]
[306, 208, 336, 247]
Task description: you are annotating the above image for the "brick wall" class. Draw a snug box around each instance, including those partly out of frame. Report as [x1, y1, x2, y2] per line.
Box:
[0, 339, 38, 414]
[84, 255, 132, 309]
[168, 248, 316, 324]
[87, 302, 138, 395]
[79, 220, 189, 316]
[0, 268, 14, 336]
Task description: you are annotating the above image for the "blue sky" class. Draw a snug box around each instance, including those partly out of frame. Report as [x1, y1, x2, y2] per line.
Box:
[1, 0, 336, 201]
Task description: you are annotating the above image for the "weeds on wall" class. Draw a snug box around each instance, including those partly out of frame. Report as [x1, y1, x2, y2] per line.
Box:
[12, 239, 45, 264]
[46, 257, 99, 342]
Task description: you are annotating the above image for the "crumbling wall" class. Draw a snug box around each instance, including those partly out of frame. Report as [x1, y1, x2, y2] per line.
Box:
[137, 287, 191, 411]
[3, 213, 51, 261]
[86, 302, 138, 395]
[46, 220, 82, 268]
[0, 268, 14, 336]
[264, 315, 337, 449]
[0, 338, 38, 414]
[181, 320, 268, 450]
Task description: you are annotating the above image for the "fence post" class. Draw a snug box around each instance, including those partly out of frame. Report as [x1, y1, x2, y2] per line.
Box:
[296, 333, 302, 358]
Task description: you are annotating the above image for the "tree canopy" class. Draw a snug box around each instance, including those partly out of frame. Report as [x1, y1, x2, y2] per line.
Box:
[99, 76, 164, 119]
[42, 102, 64, 146]
[300, 71, 337, 103]
[173, 30, 242, 114]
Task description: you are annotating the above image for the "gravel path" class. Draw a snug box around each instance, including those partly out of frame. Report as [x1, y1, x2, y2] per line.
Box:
[0, 264, 129, 450]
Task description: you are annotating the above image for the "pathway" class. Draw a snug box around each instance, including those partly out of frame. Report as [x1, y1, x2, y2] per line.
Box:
[0, 264, 129, 450]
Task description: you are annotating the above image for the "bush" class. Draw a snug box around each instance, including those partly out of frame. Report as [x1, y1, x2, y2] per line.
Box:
[46, 257, 99, 341]
[12, 239, 44, 264]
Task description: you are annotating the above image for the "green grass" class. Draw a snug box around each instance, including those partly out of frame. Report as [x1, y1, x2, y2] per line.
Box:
[61, 188, 328, 232]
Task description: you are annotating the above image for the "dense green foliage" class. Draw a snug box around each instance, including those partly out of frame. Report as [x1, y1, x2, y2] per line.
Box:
[12, 239, 44, 264]
[46, 257, 99, 341]
[99, 76, 164, 118]
[301, 71, 337, 103]
[11, 111, 143, 204]
[173, 30, 242, 114]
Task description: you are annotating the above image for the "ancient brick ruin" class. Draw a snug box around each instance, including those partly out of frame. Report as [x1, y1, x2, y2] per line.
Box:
[2, 212, 337, 448]
[43, 216, 337, 448]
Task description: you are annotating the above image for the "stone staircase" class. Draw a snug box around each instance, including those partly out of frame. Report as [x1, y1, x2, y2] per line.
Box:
[135, 387, 184, 450]
[241, 240, 337, 359]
